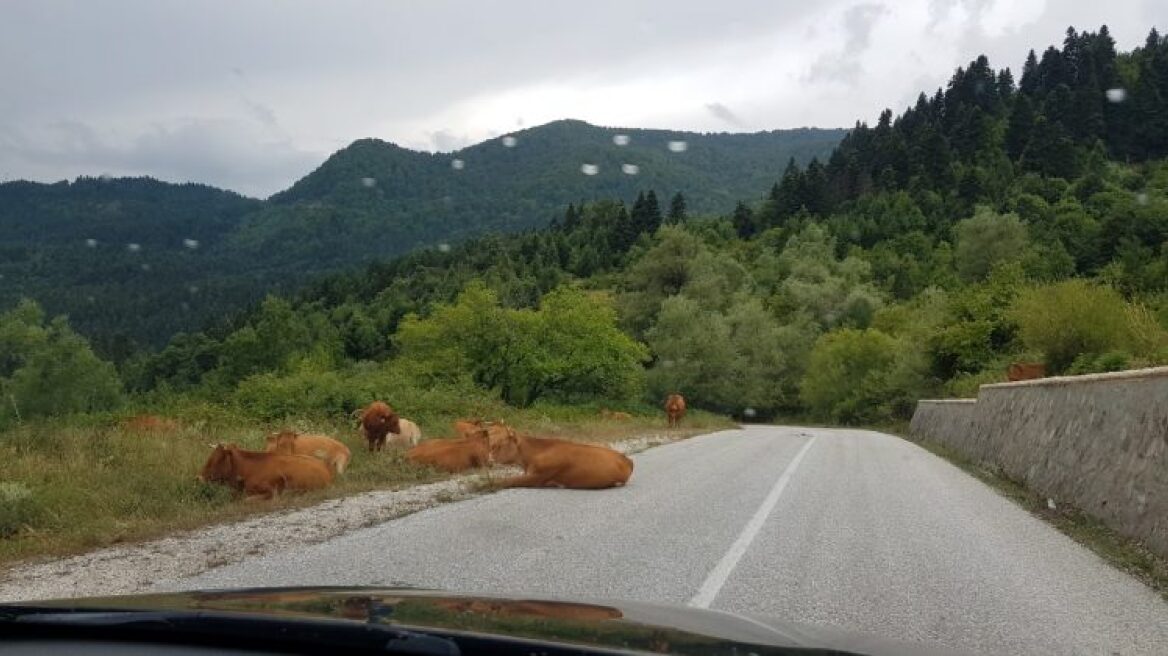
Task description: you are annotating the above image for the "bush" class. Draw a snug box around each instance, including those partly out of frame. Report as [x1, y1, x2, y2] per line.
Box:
[1009, 280, 1132, 372]
[395, 283, 648, 406]
[0, 301, 124, 425]
[232, 360, 499, 424]
[800, 328, 929, 424]
[1067, 351, 1132, 375]
[0, 482, 44, 539]
[953, 207, 1029, 282]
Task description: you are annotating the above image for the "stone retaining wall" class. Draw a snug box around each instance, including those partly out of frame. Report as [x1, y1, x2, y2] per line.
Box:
[909, 367, 1168, 559]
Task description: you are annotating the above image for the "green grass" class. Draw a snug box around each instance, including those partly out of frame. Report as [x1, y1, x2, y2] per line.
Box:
[0, 403, 731, 569]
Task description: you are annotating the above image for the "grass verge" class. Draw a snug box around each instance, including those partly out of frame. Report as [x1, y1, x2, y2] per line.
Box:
[0, 405, 731, 570]
[891, 429, 1168, 601]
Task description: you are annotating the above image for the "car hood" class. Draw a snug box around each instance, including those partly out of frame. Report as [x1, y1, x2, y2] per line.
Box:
[1, 586, 975, 655]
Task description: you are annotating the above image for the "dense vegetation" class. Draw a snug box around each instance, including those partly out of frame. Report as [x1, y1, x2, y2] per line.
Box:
[3, 25, 1167, 433]
[0, 122, 842, 351]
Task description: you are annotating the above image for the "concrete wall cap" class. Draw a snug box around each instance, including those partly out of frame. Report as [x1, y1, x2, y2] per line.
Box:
[979, 365, 1168, 390]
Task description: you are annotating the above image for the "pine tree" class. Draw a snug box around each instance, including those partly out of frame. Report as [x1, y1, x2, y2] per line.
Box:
[667, 192, 687, 223]
[1005, 93, 1035, 161]
[1020, 49, 1040, 95]
[732, 201, 756, 239]
[643, 190, 663, 234]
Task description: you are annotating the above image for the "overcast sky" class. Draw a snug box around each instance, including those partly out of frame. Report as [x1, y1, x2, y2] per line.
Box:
[1, 1, 1162, 198]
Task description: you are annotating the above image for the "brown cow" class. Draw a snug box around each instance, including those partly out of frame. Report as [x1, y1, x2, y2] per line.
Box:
[1007, 362, 1047, 382]
[487, 431, 633, 490]
[197, 444, 334, 500]
[453, 418, 485, 439]
[360, 401, 401, 452]
[664, 394, 686, 428]
[406, 428, 491, 473]
[264, 430, 351, 474]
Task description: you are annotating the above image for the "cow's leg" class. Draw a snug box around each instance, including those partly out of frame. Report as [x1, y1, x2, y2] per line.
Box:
[499, 469, 561, 489]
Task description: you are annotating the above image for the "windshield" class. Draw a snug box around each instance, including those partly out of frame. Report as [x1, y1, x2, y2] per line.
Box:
[1, 3, 1167, 656]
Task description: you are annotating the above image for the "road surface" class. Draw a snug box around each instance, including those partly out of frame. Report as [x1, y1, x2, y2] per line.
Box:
[155, 426, 1168, 655]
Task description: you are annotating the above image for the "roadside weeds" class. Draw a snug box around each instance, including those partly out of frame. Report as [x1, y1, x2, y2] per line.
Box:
[0, 426, 716, 603]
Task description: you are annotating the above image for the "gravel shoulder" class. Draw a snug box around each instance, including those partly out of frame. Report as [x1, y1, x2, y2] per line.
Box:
[0, 433, 679, 603]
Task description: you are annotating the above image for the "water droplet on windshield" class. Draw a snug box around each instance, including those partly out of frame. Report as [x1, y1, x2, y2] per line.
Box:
[621, 163, 639, 175]
[1135, 191, 1149, 205]
[744, 407, 757, 418]
[667, 140, 688, 153]
[189, 285, 199, 294]
[140, 263, 151, 271]
[437, 243, 451, 253]
[1105, 88, 1127, 103]
[86, 295, 95, 303]
[501, 135, 518, 148]
[613, 134, 630, 146]
[182, 238, 199, 249]
[97, 174, 112, 183]
[580, 163, 599, 176]
[451, 159, 465, 170]
[85, 238, 98, 248]
[360, 177, 376, 188]
[127, 243, 141, 252]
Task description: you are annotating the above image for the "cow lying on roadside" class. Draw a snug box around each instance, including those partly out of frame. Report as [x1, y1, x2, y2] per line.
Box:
[264, 430, 351, 474]
[599, 408, 632, 420]
[487, 430, 633, 489]
[406, 427, 491, 473]
[197, 443, 334, 500]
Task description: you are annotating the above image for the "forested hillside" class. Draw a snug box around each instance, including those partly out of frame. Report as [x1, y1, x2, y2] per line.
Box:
[3, 25, 1167, 429]
[0, 122, 842, 352]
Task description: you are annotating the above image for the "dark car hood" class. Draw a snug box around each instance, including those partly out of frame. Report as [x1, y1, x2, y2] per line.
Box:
[1, 586, 975, 655]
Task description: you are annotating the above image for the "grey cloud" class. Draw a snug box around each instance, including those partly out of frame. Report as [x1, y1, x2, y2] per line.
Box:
[429, 129, 474, 153]
[0, 119, 321, 198]
[843, 3, 890, 54]
[705, 102, 745, 127]
[804, 2, 889, 86]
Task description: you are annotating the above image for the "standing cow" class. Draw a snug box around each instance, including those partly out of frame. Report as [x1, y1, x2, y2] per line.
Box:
[1007, 362, 1046, 382]
[664, 394, 686, 428]
[360, 401, 400, 452]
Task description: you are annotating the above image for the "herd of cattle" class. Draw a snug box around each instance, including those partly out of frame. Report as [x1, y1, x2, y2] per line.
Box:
[195, 394, 688, 501]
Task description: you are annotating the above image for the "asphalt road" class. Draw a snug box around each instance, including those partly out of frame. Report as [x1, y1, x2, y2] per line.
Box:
[155, 426, 1168, 655]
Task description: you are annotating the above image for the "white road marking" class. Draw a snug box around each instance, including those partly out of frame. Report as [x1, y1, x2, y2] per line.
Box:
[688, 435, 818, 608]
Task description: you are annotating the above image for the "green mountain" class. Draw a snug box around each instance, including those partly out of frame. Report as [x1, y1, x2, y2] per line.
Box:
[0, 121, 844, 351]
[127, 25, 1168, 420]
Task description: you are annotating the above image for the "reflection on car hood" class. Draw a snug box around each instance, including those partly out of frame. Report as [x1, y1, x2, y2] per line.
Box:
[3, 586, 974, 655]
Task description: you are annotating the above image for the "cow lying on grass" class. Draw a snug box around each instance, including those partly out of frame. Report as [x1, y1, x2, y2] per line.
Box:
[487, 430, 633, 489]
[393, 418, 423, 447]
[197, 443, 334, 501]
[406, 425, 491, 473]
[264, 430, 351, 474]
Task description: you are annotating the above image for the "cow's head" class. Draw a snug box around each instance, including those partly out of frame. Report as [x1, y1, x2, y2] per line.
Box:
[197, 443, 237, 484]
[486, 422, 521, 465]
[264, 430, 298, 454]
